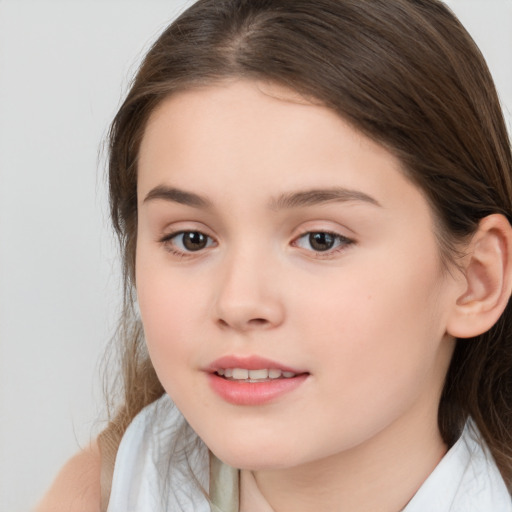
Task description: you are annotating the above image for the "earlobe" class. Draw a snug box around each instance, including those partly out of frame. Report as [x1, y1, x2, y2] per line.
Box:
[447, 214, 512, 339]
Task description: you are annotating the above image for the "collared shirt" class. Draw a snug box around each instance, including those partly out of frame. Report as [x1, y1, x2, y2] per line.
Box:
[107, 394, 512, 512]
[404, 420, 512, 511]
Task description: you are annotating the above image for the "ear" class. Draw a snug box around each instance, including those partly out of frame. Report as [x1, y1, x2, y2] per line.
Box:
[447, 214, 512, 339]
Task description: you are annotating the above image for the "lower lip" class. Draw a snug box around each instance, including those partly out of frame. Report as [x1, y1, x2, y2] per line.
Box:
[207, 373, 308, 406]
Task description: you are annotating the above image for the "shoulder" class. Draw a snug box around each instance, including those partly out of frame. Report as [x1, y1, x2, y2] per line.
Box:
[35, 442, 101, 512]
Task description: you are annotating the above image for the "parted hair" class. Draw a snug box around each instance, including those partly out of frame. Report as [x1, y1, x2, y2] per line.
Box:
[100, 0, 512, 508]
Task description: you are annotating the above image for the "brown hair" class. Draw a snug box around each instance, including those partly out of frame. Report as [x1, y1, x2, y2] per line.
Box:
[100, 0, 512, 507]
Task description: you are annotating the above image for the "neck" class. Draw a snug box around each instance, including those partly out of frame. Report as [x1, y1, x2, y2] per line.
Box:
[240, 413, 447, 512]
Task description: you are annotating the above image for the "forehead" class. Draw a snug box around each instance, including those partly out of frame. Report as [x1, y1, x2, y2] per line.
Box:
[142, 82, 389, 173]
[137, 80, 429, 220]
[140, 79, 378, 160]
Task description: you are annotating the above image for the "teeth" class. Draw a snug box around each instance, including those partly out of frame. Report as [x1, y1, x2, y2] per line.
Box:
[249, 369, 268, 379]
[216, 368, 298, 381]
[232, 368, 249, 379]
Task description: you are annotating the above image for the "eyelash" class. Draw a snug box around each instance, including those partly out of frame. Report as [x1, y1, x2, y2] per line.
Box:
[292, 231, 354, 258]
[159, 230, 216, 257]
[159, 230, 355, 259]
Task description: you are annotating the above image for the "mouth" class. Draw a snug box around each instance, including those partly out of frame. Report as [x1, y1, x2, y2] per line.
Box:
[215, 368, 300, 382]
[206, 356, 309, 405]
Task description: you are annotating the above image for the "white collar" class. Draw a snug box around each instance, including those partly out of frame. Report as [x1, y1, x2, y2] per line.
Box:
[236, 421, 512, 512]
[403, 421, 511, 511]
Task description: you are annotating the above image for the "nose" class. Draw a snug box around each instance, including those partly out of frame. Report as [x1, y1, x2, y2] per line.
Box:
[213, 249, 285, 332]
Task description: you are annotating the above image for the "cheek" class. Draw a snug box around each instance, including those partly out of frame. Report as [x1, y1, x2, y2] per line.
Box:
[135, 258, 207, 383]
[296, 246, 448, 391]
[283, 255, 450, 450]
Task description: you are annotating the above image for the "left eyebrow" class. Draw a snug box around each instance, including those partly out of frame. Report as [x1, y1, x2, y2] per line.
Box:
[268, 187, 382, 210]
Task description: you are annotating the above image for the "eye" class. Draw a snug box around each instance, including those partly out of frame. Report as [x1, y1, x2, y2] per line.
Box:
[293, 231, 353, 253]
[162, 230, 215, 253]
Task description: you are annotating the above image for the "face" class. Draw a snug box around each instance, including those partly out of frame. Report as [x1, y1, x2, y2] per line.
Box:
[136, 80, 460, 470]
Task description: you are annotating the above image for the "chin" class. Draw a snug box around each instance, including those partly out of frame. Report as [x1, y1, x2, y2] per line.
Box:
[203, 433, 307, 471]
[214, 449, 296, 471]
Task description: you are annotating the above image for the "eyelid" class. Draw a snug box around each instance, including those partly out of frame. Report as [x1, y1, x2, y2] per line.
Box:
[157, 219, 215, 242]
[292, 230, 353, 247]
[155, 221, 355, 259]
[290, 227, 356, 258]
[159, 228, 218, 257]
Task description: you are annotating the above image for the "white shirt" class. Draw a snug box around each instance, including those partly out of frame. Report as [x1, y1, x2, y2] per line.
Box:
[107, 394, 512, 512]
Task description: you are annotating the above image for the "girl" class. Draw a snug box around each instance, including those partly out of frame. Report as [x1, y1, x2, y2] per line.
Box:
[38, 0, 512, 510]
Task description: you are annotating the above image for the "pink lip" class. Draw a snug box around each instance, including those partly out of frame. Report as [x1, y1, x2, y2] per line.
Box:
[205, 355, 309, 406]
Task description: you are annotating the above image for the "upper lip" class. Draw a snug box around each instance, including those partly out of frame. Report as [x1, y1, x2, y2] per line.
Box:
[206, 355, 306, 374]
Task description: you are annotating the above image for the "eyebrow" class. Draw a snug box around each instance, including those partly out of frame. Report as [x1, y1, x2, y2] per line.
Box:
[269, 187, 382, 210]
[142, 185, 381, 210]
[143, 185, 212, 208]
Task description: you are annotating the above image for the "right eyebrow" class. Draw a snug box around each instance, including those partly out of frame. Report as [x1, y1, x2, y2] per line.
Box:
[142, 185, 212, 209]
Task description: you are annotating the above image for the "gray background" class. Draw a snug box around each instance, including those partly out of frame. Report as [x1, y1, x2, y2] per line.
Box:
[0, 1, 510, 510]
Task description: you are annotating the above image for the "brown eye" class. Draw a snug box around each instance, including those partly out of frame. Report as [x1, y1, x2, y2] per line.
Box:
[294, 231, 353, 254]
[308, 232, 336, 251]
[164, 231, 215, 253]
[182, 231, 209, 251]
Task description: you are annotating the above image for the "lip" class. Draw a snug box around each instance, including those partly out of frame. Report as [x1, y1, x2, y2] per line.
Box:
[205, 355, 309, 406]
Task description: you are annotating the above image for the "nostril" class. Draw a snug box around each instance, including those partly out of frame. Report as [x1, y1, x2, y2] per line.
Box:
[216, 317, 270, 330]
[248, 318, 269, 326]
[217, 319, 230, 328]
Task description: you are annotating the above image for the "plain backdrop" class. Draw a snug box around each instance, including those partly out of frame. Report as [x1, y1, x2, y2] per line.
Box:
[0, 1, 510, 510]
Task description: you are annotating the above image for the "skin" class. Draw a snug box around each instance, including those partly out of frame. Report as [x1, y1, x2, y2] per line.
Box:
[36, 442, 101, 512]
[134, 80, 467, 512]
